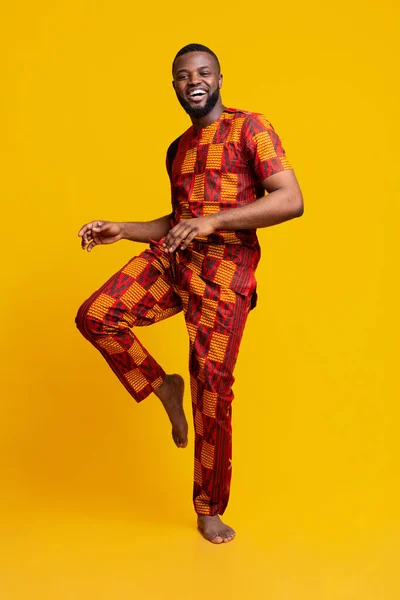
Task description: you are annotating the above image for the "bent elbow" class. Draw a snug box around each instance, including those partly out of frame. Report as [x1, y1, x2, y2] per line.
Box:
[296, 202, 304, 217]
[289, 193, 304, 218]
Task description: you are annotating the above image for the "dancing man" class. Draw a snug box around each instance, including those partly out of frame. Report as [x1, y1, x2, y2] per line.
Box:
[76, 43, 304, 544]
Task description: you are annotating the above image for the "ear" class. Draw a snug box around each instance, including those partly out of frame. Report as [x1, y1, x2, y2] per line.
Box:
[172, 80, 176, 90]
[218, 73, 223, 89]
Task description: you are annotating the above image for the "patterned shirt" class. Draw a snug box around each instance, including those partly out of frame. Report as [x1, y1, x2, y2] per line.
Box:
[166, 107, 293, 298]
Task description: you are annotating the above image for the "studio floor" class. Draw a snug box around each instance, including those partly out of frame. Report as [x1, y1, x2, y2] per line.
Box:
[1, 494, 397, 600]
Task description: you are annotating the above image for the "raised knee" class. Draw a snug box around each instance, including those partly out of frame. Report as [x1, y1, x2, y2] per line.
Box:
[75, 300, 94, 336]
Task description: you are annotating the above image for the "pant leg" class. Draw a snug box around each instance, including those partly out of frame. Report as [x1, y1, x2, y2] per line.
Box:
[180, 271, 251, 516]
[75, 245, 182, 402]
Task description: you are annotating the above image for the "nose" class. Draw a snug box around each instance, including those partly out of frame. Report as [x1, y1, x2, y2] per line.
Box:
[188, 72, 201, 86]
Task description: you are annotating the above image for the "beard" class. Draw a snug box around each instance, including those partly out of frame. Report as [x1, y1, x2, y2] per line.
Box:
[177, 87, 221, 118]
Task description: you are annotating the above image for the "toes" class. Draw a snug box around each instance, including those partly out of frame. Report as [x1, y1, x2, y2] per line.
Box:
[197, 519, 235, 544]
[222, 528, 236, 542]
[172, 431, 188, 448]
[197, 526, 224, 544]
[179, 435, 188, 448]
[207, 531, 229, 544]
[211, 534, 224, 544]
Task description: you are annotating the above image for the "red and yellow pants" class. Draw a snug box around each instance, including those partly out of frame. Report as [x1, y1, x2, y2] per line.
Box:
[75, 243, 251, 516]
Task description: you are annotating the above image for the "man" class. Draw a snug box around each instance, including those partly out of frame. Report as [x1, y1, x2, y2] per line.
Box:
[76, 43, 304, 544]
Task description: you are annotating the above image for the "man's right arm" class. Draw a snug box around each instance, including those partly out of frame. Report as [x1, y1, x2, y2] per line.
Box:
[78, 213, 172, 252]
[120, 213, 172, 243]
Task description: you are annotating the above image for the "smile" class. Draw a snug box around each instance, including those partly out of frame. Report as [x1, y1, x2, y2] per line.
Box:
[188, 89, 207, 99]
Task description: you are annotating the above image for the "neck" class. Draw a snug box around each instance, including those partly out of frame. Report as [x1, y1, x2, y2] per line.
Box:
[191, 100, 225, 130]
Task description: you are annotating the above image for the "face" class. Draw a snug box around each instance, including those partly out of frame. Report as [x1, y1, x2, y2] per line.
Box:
[172, 51, 223, 118]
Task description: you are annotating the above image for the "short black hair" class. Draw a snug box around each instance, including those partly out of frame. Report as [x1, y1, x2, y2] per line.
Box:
[172, 43, 221, 74]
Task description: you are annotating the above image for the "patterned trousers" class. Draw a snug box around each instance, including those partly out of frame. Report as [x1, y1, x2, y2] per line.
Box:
[75, 243, 251, 516]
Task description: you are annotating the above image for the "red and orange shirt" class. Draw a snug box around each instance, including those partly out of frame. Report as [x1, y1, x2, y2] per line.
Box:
[166, 107, 293, 296]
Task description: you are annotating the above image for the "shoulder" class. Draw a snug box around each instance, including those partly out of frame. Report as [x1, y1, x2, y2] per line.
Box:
[167, 134, 182, 155]
[166, 135, 182, 175]
[224, 107, 272, 123]
[167, 124, 195, 155]
[166, 130, 187, 163]
[243, 111, 273, 133]
[224, 108, 274, 138]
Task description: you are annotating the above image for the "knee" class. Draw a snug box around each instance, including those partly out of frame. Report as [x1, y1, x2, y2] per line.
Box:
[75, 299, 96, 337]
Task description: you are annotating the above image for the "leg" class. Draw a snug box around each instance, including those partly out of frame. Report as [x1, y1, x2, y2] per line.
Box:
[75, 245, 188, 446]
[181, 274, 251, 542]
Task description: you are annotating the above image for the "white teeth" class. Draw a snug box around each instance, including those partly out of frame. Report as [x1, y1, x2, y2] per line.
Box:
[189, 90, 206, 97]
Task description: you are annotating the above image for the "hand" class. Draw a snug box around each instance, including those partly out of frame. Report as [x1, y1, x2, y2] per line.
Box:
[78, 220, 124, 252]
[163, 216, 217, 253]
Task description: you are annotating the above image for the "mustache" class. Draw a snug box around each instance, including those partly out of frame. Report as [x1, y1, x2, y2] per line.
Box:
[177, 87, 220, 118]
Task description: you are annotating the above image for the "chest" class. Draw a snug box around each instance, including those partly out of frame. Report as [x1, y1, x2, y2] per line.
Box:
[171, 119, 251, 184]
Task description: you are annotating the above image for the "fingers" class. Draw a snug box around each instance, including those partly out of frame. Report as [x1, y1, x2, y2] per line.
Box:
[180, 229, 197, 250]
[85, 231, 102, 252]
[86, 240, 96, 252]
[78, 223, 90, 237]
[79, 223, 91, 250]
[82, 229, 94, 250]
[82, 231, 91, 249]
[78, 221, 104, 251]
[164, 222, 193, 252]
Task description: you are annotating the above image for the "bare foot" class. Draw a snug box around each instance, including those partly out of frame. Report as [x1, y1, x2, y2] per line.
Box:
[155, 374, 188, 448]
[197, 515, 236, 544]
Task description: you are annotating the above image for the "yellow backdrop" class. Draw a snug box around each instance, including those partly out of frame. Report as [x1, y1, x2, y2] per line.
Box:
[1, 1, 398, 598]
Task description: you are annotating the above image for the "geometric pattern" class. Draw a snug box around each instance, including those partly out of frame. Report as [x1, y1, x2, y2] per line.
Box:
[207, 332, 229, 362]
[201, 441, 215, 470]
[75, 241, 252, 517]
[202, 390, 218, 418]
[166, 106, 293, 298]
[76, 106, 292, 517]
[205, 143, 224, 169]
[190, 174, 205, 201]
[213, 261, 237, 289]
[221, 173, 238, 202]
[181, 148, 197, 174]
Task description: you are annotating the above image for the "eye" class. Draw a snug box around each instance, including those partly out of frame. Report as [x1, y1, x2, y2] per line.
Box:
[200, 71, 211, 76]
[177, 74, 188, 80]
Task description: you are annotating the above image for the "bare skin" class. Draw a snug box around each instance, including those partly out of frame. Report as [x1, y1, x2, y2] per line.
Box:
[77, 50, 304, 546]
[153, 374, 236, 543]
[197, 515, 236, 543]
[154, 374, 188, 448]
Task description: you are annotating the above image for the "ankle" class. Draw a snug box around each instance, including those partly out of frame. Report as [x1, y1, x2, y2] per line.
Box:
[154, 375, 170, 400]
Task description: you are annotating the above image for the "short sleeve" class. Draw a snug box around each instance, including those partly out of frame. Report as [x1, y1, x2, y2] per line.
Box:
[166, 153, 172, 179]
[166, 135, 181, 180]
[242, 113, 293, 182]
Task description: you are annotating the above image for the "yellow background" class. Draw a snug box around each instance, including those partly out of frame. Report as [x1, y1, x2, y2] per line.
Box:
[1, 1, 398, 598]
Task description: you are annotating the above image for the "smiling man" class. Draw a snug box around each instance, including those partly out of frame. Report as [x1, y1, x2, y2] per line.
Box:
[76, 43, 304, 544]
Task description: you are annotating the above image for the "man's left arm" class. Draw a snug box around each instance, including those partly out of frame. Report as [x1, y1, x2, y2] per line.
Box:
[163, 170, 303, 253]
[215, 169, 303, 229]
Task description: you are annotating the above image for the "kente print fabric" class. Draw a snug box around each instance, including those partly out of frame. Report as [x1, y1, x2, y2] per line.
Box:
[76, 244, 251, 515]
[76, 107, 292, 515]
[166, 107, 293, 297]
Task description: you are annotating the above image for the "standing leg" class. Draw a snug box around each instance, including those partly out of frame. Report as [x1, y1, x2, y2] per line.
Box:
[181, 273, 251, 542]
[75, 245, 188, 446]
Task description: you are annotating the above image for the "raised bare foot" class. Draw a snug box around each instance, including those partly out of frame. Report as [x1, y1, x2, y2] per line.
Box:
[197, 515, 236, 544]
[155, 374, 188, 448]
